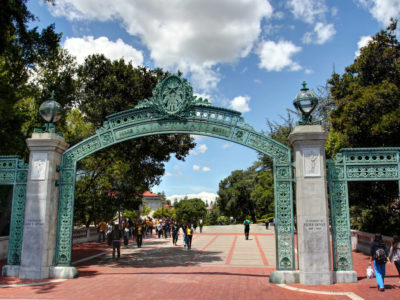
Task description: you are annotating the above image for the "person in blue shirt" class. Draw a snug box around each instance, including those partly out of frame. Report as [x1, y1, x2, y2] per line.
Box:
[370, 233, 390, 292]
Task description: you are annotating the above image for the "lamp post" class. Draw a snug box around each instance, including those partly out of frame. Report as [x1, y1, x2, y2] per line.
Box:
[293, 81, 319, 125]
[37, 91, 63, 134]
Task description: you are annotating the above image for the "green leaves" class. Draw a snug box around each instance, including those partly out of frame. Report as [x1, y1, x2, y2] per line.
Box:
[174, 198, 206, 223]
[327, 20, 400, 155]
[327, 20, 400, 235]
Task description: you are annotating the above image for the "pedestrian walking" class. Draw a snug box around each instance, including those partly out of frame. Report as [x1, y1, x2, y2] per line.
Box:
[136, 223, 143, 248]
[111, 224, 121, 259]
[122, 219, 130, 246]
[192, 218, 197, 233]
[199, 218, 203, 233]
[186, 224, 193, 250]
[182, 223, 187, 247]
[370, 233, 390, 291]
[157, 222, 162, 238]
[148, 218, 154, 236]
[172, 221, 179, 245]
[243, 217, 250, 240]
[389, 235, 400, 282]
[97, 219, 107, 243]
[106, 220, 113, 245]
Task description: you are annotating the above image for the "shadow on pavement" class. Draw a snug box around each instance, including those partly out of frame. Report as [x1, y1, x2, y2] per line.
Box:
[76, 238, 224, 268]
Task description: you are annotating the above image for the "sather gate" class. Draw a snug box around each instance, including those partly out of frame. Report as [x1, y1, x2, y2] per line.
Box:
[6, 75, 397, 284]
[54, 75, 295, 270]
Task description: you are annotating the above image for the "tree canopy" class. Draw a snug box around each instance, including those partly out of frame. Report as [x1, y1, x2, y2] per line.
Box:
[174, 198, 206, 223]
[326, 20, 400, 235]
[327, 20, 400, 155]
[0, 2, 196, 228]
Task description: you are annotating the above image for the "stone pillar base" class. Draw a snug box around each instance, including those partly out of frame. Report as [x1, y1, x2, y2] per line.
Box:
[269, 270, 300, 284]
[334, 271, 358, 283]
[300, 271, 333, 285]
[49, 266, 78, 279]
[2, 265, 20, 277]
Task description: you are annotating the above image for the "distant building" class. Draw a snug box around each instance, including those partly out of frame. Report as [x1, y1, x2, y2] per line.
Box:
[141, 191, 162, 216]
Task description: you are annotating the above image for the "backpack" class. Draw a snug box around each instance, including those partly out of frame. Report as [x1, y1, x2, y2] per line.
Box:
[375, 246, 387, 264]
[187, 228, 192, 235]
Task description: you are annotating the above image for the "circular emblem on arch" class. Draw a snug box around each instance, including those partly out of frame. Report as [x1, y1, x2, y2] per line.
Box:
[158, 75, 192, 117]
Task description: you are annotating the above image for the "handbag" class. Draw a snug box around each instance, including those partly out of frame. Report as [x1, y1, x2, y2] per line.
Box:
[366, 265, 374, 279]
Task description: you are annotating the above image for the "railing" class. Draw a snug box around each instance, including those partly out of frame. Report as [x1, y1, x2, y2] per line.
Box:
[351, 230, 393, 255]
[72, 227, 88, 239]
[71, 226, 98, 245]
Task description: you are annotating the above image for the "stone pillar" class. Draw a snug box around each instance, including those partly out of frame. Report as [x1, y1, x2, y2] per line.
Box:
[288, 125, 333, 285]
[18, 132, 69, 279]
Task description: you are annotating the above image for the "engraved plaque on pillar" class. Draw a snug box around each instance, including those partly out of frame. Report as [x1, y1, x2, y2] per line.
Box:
[303, 148, 321, 177]
[31, 152, 47, 180]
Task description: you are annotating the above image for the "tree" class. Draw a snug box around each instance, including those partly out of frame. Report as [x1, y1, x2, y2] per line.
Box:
[152, 206, 176, 219]
[206, 205, 220, 225]
[141, 203, 152, 217]
[327, 20, 400, 155]
[69, 55, 195, 225]
[0, 2, 65, 158]
[174, 198, 206, 223]
[217, 169, 257, 222]
[0, 1, 77, 230]
[326, 20, 400, 235]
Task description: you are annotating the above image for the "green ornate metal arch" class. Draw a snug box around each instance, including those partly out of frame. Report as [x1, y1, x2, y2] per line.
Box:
[0, 156, 28, 266]
[54, 75, 295, 270]
[327, 148, 400, 271]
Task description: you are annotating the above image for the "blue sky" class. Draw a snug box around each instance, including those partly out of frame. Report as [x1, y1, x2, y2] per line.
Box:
[27, 0, 400, 203]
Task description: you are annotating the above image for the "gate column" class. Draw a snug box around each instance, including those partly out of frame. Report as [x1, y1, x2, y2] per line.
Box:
[18, 132, 69, 279]
[289, 125, 333, 285]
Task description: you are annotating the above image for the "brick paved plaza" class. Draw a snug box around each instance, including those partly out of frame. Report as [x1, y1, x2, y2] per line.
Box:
[1, 225, 399, 299]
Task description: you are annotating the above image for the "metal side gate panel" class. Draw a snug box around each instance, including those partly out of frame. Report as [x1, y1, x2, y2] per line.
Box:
[0, 156, 28, 265]
[327, 148, 400, 271]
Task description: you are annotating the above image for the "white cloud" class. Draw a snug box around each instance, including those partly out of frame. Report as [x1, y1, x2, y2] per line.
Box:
[258, 40, 302, 72]
[197, 144, 208, 154]
[229, 96, 251, 113]
[165, 171, 183, 178]
[357, 0, 400, 27]
[51, 0, 274, 91]
[355, 35, 373, 57]
[194, 93, 212, 103]
[63, 36, 143, 65]
[173, 165, 180, 170]
[286, 0, 328, 24]
[202, 166, 211, 172]
[167, 192, 218, 204]
[191, 135, 207, 141]
[305, 68, 314, 74]
[222, 143, 233, 149]
[274, 11, 285, 19]
[193, 165, 201, 171]
[302, 23, 336, 45]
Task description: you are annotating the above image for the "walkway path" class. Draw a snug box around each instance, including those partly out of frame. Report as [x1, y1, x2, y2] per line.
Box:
[0, 225, 399, 299]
